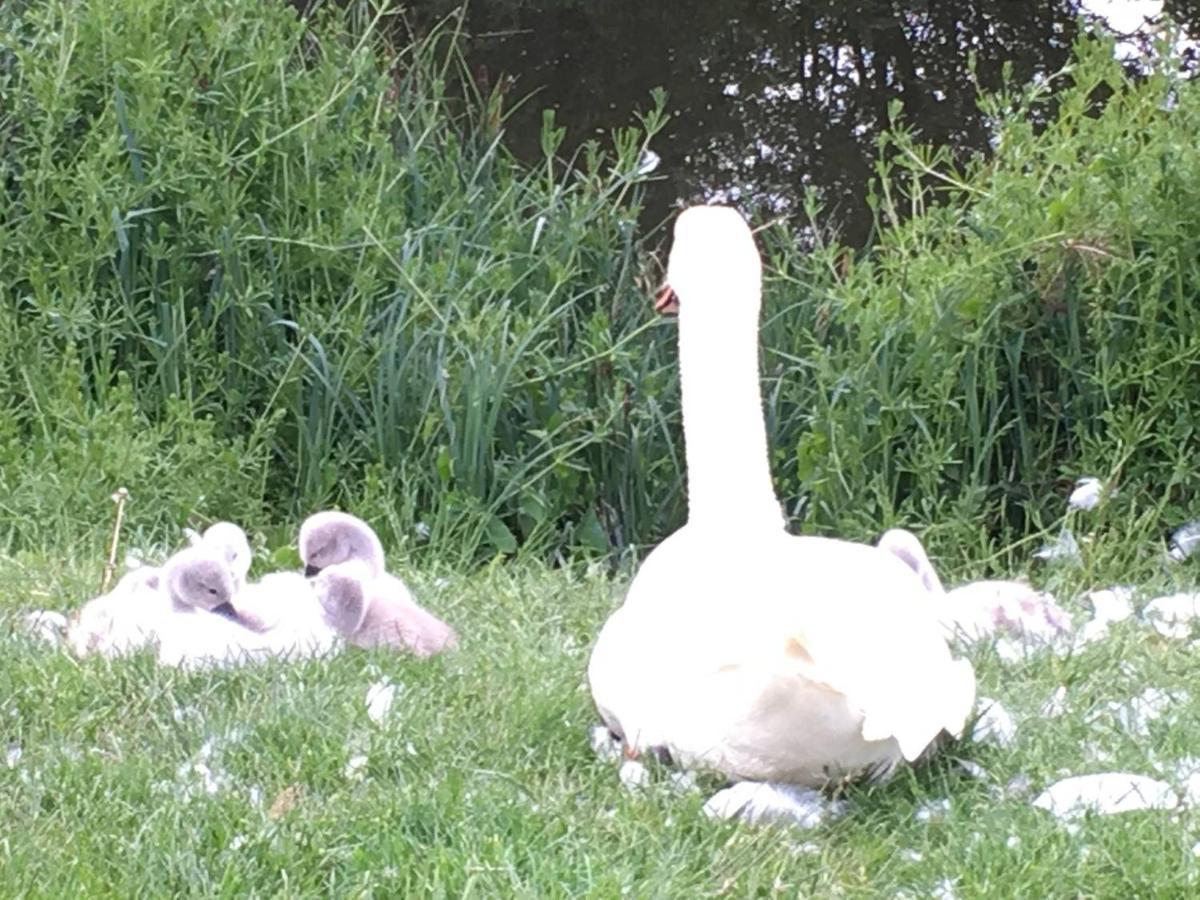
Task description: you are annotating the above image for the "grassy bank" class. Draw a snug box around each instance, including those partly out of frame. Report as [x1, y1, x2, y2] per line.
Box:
[3, 554, 1200, 896]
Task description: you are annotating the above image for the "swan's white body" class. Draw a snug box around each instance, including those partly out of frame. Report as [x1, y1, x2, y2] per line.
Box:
[587, 206, 975, 787]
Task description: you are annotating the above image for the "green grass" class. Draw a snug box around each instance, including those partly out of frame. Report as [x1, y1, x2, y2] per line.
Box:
[4, 548, 1200, 897]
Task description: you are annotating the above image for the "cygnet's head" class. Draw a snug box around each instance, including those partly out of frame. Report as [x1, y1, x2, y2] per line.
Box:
[311, 560, 374, 635]
[659, 205, 762, 321]
[877, 528, 945, 595]
[163, 547, 236, 613]
[200, 522, 252, 589]
[298, 511, 385, 578]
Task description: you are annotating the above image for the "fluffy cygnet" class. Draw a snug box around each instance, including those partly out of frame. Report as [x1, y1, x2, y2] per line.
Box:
[299, 510, 458, 654]
[298, 511, 387, 577]
[154, 546, 278, 668]
[313, 560, 458, 657]
[66, 565, 164, 659]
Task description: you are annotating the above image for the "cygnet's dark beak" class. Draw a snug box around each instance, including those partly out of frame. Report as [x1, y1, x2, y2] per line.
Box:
[304, 564, 322, 578]
[654, 283, 679, 315]
[210, 603, 239, 620]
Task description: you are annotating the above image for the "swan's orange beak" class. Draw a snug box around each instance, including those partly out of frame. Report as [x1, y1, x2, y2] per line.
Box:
[654, 283, 679, 315]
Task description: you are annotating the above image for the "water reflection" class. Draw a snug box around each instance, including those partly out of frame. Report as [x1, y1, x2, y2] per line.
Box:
[443, 0, 1198, 243]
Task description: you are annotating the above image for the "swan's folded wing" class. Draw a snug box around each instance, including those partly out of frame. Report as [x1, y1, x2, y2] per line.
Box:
[777, 540, 977, 761]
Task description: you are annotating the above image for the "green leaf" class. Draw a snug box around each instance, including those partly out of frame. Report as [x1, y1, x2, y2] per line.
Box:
[484, 513, 517, 554]
[573, 507, 609, 554]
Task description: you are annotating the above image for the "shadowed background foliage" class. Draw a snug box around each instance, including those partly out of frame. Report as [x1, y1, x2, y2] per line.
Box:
[1, 0, 1198, 580]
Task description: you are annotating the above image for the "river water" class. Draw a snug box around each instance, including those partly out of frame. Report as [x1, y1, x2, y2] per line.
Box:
[452, 0, 1196, 242]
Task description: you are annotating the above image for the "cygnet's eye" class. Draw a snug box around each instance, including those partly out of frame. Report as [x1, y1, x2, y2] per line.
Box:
[208, 587, 218, 595]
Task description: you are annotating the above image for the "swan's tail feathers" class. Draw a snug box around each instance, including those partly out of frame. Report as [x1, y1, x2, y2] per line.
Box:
[859, 656, 977, 763]
[939, 657, 977, 740]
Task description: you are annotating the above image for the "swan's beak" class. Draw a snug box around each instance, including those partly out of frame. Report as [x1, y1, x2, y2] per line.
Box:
[211, 602, 239, 621]
[654, 283, 679, 315]
[304, 564, 322, 578]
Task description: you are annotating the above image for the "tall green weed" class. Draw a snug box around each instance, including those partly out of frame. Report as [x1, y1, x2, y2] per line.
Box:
[1, 0, 1197, 580]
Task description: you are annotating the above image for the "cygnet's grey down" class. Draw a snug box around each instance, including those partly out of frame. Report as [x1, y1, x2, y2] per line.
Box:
[298, 511, 388, 577]
[68, 521, 255, 657]
[187, 521, 253, 618]
[876, 528, 946, 594]
[154, 545, 279, 668]
[300, 510, 457, 656]
[312, 559, 458, 657]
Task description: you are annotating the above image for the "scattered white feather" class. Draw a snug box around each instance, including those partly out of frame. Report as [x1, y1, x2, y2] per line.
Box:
[972, 698, 1017, 747]
[915, 798, 951, 823]
[5, 743, 22, 769]
[1040, 686, 1069, 718]
[702, 782, 834, 828]
[668, 770, 699, 793]
[1034, 528, 1082, 565]
[1084, 742, 1116, 765]
[229, 834, 248, 851]
[1143, 592, 1200, 639]
[900, 849, 924, 863]
[955, 759, 990, 781]
[635, 149, 662, 176]
[618, 759, 650, 789]
[1167, 520, 1200, 562]
[1076, 586, 1135, 646]
[1033, 773, 1179, 821]
[176, 758, 230, 799]
[1068, 476, 1104, 511]
[530, 216, 547, 252]
[1101, 687, 1185, 737]
[931, 877, 960, 900]
[1005, 773, 1032, 797]
[365, 679, 397, 725]
[588, 725, 623, 764]
[1006, 835, 1021, 849]
[344, 753, 369, 780]
[22, 610, 67, 645]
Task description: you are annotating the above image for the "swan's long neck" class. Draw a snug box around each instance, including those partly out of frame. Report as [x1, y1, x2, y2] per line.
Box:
[676, 296, 784, 530]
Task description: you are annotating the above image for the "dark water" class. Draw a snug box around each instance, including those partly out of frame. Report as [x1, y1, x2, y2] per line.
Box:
[440, 0, 1197, 243]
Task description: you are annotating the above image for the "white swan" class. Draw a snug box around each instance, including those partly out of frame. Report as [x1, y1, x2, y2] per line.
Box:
[312, 559, 458, 657]
[298, 511, 458, 655]
[587, 206, 976, 788]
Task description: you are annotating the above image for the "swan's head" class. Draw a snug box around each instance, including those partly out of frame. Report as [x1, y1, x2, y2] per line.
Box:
[299, 511, 386, 578]
[659, 205, 762, 319]
[163, 547, 236, 613]
[312, 560, 374, 635]
[201, 522, 252, 588]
